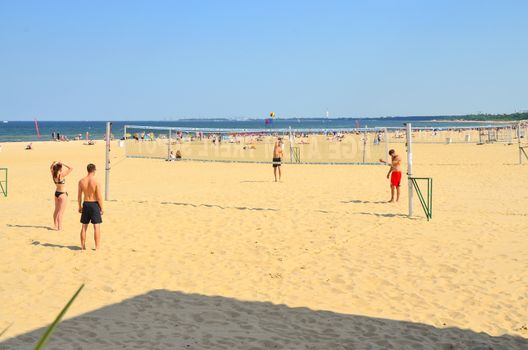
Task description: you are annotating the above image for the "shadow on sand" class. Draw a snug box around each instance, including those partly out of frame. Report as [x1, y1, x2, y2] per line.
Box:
[31, 240, 81, 251]
[6, 224, 55, 231]
[355, 212, 415, 219]
[341, 199, 388, 205]
[160, 201, 279, 212]
[1, 290, 526, 349]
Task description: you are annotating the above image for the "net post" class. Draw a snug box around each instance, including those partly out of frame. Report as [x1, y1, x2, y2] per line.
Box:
[105, 122, 111, 201]
[384, 128, 389, 163]
[289, 126, 293, 163]
[362, 129, 367, 163]
[406, 123, 413, 217]
[429, 178, 433, 219]
[124, 125, 127, 158]
[168, 129, 172, 160]
[518, 122, 523, 165]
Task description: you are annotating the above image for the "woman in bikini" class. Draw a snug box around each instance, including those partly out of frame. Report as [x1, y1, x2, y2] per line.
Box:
[50, 161, 73, 230]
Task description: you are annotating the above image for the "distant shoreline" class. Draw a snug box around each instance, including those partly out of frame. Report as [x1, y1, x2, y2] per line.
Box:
[430, 119, 514, 124]
[1, 118, 522, 143]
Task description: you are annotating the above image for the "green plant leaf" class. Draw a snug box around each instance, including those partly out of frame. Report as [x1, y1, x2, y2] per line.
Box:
[33, 284, 84, 350]
[0, 322, 13, 338]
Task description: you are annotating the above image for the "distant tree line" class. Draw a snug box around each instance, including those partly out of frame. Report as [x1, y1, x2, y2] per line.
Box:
[457, 112, 528, 121]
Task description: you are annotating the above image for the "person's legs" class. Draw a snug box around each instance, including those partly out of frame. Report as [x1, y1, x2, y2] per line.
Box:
[396, 186, 400, 202]
[273, 167, 277, 182]
[56, 194, 68, 230]
[389, 185, 395, 202]
[278, 165, 281, 181]
[53, 196, 59, 230]
[93, 224, 101, 250]
[80, 224, 88, 250]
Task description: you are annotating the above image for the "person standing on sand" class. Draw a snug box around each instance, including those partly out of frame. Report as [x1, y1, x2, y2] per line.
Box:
[272, 138, 283, 182]
[380, 149, 402, 202]
[78, 163, 103, 250]
[50, 161, 73, 230]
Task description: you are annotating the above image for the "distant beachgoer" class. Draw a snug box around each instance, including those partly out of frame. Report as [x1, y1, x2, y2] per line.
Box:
[272, 139, 283, 182]
[50, 161, 73, 230]
[176, 150, 182, 159]
[78, 163, 103, 250]
[380, 149, 402, 202]
[25, 143, 32, 150]
[374, 132, 382, 144]
[167, 150, 179, 161]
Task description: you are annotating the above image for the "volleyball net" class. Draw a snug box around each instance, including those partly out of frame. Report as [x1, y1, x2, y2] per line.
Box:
[386, 125, 515, 144]
[516, 121, 528, 164]
[518, 122, 528, 144]
[123, 125, 390, 165]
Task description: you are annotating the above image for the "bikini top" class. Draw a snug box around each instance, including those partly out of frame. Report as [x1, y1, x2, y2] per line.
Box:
[54, 177, 66, 185]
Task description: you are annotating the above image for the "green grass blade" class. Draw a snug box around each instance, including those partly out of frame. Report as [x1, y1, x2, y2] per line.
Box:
[33, 284, 85, 350]
[0, 323, 13, 338]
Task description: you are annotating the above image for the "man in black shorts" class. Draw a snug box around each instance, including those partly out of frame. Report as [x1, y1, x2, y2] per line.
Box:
[77, 163, 104, 250]
[272, 138, 283, 182]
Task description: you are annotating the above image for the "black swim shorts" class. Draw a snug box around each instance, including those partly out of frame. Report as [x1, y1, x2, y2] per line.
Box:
[272, 157, 282, 168]
[80, 201, 103, 224]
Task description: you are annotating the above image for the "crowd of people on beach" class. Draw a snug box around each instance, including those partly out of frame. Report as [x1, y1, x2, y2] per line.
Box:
[51, 132, 71, 142]
[16, 126, 453, 251]
[34, 124, 526, 251]
[35, 123, 525, 250]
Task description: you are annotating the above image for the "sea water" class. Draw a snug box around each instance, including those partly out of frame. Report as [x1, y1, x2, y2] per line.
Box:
[0, 118, 506, 142]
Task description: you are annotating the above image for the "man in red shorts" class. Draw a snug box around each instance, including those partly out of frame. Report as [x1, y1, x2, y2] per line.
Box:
[380, 149, 402, 202]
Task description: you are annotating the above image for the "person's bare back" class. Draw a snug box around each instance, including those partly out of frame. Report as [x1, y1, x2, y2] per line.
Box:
[78, 163, 103, 250]
[78, 175, 102, 204]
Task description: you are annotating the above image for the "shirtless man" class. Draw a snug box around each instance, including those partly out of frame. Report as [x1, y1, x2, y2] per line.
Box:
[380, 149, 402, 202]
[272, 138, 283, 182]
[77, 163, 103, 250]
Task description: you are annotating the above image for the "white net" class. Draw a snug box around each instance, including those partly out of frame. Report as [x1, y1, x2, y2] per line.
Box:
[516, 122, 528, 146]
[387, 125, 514, 144]
[124, 126, 389, 165]
[478, 126, 513, 144]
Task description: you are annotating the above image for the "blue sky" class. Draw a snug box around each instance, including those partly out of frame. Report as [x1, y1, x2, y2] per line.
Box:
[1, 0, 527, 120]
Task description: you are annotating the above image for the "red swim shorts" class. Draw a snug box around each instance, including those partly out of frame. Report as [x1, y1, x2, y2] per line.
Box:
[390, 171, 402, 187]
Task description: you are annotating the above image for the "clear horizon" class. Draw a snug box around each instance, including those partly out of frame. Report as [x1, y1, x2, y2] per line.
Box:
[2, 113, 521, 123]
[1, 1, 527, 121]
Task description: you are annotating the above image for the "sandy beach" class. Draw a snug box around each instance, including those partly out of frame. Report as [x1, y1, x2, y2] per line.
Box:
[0, 139, 527, 349]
